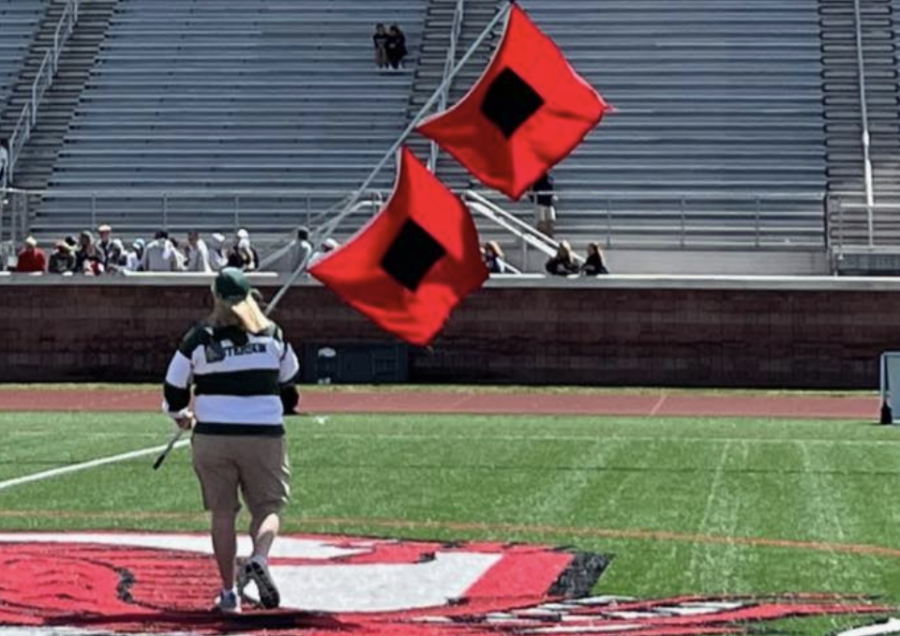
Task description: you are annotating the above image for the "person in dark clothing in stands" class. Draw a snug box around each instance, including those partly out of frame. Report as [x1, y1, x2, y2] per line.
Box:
[528, 172, 557, 238]
[386, 24, 407, 70]
[373, 23, 389, 69]
[48, 240, 76, 274]
[545, 240, 579, 277]
[581, 242, 609, 276]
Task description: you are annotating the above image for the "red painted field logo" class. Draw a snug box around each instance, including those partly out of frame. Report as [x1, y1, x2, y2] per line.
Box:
[0, 533, 890, 636]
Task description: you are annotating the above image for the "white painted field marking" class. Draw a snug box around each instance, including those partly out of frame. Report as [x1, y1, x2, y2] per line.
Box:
[0, 439, 190, 493]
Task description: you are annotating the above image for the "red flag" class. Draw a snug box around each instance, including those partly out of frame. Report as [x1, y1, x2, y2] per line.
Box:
[417, 4, 609, 200]
[309, 148, 489, 346]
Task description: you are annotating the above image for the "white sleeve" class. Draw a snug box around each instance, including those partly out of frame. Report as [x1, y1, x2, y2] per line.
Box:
[279, 343, 300, 383]
[200, 243, 212, 272]
[162, 351, 193, 416]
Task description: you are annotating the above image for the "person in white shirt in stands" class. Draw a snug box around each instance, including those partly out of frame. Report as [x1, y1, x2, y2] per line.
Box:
[162, 268, 299, 614]
[208, 233, 229, 271]
[284, 226, 313, 273]
[141, 230, 177, 272]
[310, 238, 340, 264]
[186, 230, 212, 273]
[125, 239, 145, 272]
[171, 238, 188, 271]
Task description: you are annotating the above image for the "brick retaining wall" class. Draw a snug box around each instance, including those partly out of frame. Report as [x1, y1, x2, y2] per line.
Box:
[0, 277, 896, 388]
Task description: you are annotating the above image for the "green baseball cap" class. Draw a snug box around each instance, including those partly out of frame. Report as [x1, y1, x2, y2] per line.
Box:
[214, 267, 251, 302]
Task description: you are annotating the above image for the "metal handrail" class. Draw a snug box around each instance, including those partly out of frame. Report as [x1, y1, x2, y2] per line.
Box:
[7, 0, 80, 184]
[463, 190, 585, 264]
[852, 0, 876, 247]
[257, 198, 382, 271]
[428, 0, 465, 172]
[11, 186, 829, 254]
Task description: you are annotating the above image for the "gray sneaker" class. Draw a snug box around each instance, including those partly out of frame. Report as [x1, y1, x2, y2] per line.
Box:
[239, 559, 280, 609]
[214, 590, 241, 614]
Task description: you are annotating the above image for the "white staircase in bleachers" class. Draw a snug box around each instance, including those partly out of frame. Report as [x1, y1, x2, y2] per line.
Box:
[0, 0, 46, 125]
[32, 0, 425, 237]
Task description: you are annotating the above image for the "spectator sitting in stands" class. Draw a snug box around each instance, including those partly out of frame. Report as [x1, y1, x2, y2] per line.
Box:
[105, 239, 127, 274]
[186, 230, 212, 273]
[545, 240, 579, 277]
[581, 242, 609, 276]
[234, 229, 260, 269]
[15, 236, 46, 273]
[141, 230, 177, 272]
[75, 231, 105, 275]
[170, 238, 188, 271]
[285, 226, 313, 273]
[323, 238, 339, 253]
[228, 238, 257, 272]
[208, 232, 228, 271]
[528, 172, 557, 238]
[125, 238, 145, 272]
[96, 224, 113, 267]
[48, 240, 76, 275]
[373, 23, 389, 69]
[310, 238, 340, 264]
[482, 241, 508, 274]
[386, 24, 407, 70]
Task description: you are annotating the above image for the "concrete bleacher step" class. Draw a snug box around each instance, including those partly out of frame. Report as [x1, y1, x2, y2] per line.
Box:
[34, 0, 427, 235]
[5, 0, 119, 192]
[820, 0, 900, 255]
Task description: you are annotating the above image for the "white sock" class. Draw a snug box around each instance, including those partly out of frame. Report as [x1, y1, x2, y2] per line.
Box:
[223, 587, 237, 597]
[250, 554, 268, 568]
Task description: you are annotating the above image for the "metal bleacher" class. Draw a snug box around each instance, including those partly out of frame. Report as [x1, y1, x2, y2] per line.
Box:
[439, 0, 829, 250]
[0, 0, 46, 120]
[32, 0, 425, 237]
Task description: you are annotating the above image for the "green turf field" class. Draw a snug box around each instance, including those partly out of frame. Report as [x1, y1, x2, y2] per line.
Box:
[1, 411, 898, 633]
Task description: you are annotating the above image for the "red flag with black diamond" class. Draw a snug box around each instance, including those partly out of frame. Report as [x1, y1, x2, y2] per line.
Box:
[417, 4, 609, 200]
[309, 147, 489, 346]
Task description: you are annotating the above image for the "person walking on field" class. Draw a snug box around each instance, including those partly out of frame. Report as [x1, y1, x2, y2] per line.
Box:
[162, 268, 300, 614]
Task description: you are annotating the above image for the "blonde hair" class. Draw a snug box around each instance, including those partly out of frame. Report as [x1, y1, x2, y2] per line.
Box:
[208, 294, 271, 334]
[486, 240, 504, 260]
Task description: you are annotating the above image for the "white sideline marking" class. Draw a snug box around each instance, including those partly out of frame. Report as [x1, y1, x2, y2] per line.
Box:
[0, 439, 190, 493]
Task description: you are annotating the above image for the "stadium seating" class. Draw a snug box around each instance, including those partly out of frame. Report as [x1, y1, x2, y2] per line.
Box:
[822, 0, 900, 250]
[438, 0, 828, 249]
[0, 0, 46, 119]
[7, 0, 890, 265]
[31, 0, 425, 236]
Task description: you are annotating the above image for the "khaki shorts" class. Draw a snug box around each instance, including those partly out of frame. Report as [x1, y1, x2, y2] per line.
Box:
[191, 434, 290, 516]
[535, 204, 557, 223]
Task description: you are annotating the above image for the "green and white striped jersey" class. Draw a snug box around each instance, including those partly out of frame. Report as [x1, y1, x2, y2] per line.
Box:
[163, 323, 300, 436]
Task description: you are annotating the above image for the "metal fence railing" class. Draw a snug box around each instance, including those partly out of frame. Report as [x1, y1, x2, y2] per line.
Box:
[7, 0, 80, 184]
[10, 186, 828, 251]
[826, 194, 900, 256]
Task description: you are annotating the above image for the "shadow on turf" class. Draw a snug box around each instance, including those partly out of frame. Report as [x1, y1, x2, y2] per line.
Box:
[45, 609, 350, 633]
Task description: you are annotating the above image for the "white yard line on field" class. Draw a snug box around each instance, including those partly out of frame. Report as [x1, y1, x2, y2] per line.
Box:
[0, 439, 190, 493]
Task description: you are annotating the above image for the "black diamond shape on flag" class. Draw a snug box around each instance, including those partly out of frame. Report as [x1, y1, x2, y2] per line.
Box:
[381, 219, 446, 292]
[480, 67, 545, 138]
